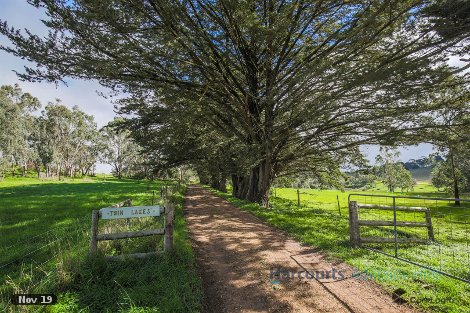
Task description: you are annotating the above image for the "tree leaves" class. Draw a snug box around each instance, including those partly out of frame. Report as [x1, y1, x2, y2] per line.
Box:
[1, 1, 469, 202]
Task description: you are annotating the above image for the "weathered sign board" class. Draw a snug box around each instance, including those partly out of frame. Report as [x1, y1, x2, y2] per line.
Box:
[90, 191, 175, 258]
[100, 205, 161, 220]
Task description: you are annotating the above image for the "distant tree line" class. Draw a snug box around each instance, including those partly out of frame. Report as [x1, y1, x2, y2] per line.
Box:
[282, 148, 417, 193]
[0, 85, 148, 180]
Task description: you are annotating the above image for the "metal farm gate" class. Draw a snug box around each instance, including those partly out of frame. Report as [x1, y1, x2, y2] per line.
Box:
[348, 194, 470, 284]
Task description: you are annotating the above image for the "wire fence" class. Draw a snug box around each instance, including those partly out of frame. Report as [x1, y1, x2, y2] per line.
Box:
[0, 219, 89, 271]
[271, 188, 470, 284]
[0, 184, 172, 303]
[270, 188, 351, 245]
[348, 194, 470, 284]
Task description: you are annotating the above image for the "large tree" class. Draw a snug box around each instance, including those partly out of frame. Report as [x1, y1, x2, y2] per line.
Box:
[100, 118, 142, 179]
[0, 85, 104, 178]
[1, 0, 469, 205]
[416, 81, 470, 205]
[375, 148, 415, 193]
[0, 84, 40, 177]
[40, 103, 100, 178]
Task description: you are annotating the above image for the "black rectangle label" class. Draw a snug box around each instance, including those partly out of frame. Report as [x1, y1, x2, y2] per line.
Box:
[11, 294, 57, 305]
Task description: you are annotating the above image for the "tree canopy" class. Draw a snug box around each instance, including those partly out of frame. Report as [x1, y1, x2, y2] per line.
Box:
[375, 148, 415, 192]
[1, 0, 469, 205]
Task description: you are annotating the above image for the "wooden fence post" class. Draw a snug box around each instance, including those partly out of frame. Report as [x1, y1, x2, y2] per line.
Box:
[164, 203, 174, 252]
[337, 195, 341, 216]
[425, 209, 435, 241]
[348, 201, 361, 248]
[90, 198, 171, 259]
[90, 210, 99, 253]
[392, 197, 398, 257]
[297, 189, 300, 207]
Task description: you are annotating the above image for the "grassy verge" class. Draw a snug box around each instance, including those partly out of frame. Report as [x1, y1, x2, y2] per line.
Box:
[208, 185, 470, 313]
[0, 177, 202, 313]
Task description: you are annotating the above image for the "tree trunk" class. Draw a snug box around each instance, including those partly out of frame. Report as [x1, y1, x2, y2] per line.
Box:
[210, 173, 218, 189]
[197, 168, 210, 185]
[219, 176, 227, 193]
[245, 165, 260, 202]
[239, 160, 272, 207]
[232, 174, 249, 199]
[198, 175, 209, 185]
[449, 152, 460, 206]
[231, 174, 240, 196]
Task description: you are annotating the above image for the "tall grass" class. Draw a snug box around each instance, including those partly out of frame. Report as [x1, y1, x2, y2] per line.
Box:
[0, 177, 202, 312]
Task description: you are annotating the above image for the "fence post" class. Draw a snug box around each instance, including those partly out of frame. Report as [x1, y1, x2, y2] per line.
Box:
[337, 195, 341, 216]
[90, 210, 99, 253]
[164, 203, 174, 252]
[126, 199, 132, 227]
[425, 209, 435, 241]
[297, 189, 300, 207]
[348, 201, 360, 248]
[393, 197, 398, 257]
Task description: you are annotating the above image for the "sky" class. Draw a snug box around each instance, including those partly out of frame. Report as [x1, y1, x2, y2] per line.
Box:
[0, 0, 115, 173]
[0, 0, 453, 173]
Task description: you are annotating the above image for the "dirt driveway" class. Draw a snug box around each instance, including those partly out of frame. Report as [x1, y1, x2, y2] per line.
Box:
[184, 185, 417, 313]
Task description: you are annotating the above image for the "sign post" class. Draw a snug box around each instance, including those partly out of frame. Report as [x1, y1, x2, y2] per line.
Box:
[100, 205, 161, 220]
[89, 198, 174, 258]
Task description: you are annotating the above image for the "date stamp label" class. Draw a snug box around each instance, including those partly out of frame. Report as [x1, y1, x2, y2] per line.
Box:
[11, 294, 57, 305]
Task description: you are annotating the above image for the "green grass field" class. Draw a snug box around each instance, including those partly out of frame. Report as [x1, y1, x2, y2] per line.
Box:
[0, 177, 202, 313]
[3, 176, 470, 312]
[211, 182, 470, 313]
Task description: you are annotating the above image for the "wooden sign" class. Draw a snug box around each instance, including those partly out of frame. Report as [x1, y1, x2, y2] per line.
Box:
[100, 205, 161, 220]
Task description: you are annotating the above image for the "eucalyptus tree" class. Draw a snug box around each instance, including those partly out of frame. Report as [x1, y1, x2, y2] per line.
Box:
[416, 81, 470, 204]
[375, 148, 415, 193]
[432, 160, 468, 194]
[430, 123, 470, 205]
[431, 124, 470, 205]
[68, 107, 101, 176]
[39, 103, 100, 178]
[0, 84, 40, 176]
[1, 1, 469, 205]
[100, 118, 142, 179]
